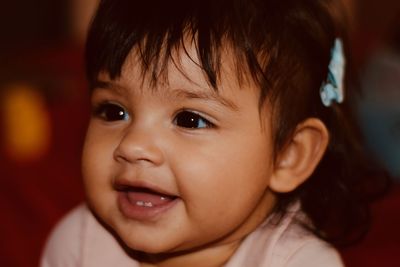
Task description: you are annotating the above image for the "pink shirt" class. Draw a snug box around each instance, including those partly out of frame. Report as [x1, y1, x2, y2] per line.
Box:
[41, 204, 344, 267]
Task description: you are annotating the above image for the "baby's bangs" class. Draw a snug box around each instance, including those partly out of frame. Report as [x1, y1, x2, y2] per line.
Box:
[85, 0, 258, 90]
[85, 1, 227, 88]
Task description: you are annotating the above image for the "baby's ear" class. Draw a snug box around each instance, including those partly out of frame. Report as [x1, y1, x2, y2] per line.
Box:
[269, 118, 329, 193]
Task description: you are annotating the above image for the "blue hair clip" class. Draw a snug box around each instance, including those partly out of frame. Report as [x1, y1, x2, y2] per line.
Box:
[320, 38, 345, 107]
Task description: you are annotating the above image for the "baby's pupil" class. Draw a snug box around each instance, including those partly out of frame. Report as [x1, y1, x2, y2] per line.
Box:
[105, 104, 126, 121]
[176, 111, 202, 128]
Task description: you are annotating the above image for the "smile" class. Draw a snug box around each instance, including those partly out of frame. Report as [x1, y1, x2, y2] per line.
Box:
[114, 183, 179, 221]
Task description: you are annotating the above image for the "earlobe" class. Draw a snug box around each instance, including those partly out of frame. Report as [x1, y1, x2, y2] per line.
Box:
[269, 118, 329, 193]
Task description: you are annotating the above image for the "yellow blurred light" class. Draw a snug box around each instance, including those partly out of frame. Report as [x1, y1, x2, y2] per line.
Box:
[2, 84, 52, 161]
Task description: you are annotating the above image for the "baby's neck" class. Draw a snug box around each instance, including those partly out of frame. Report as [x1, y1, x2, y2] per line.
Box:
[137, 192, 276, 267]
[138, 241, 240, 267]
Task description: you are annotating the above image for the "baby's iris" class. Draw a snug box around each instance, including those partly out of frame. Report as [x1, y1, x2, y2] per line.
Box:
[95, 103, 129, 121]
[174, 111, 213, 129]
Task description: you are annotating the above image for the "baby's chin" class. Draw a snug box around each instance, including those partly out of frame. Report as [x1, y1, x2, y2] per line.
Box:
[123, 239, 178, 255]
[113, 228, 185, 255]
[117, 228, 220, 262]
[119, 237, 197, 263]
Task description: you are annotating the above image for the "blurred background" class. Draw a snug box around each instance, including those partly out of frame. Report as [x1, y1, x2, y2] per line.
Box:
[0, 0, 398, 266]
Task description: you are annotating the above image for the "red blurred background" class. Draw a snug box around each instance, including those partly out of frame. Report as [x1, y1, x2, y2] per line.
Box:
[0, 0, 399, 266]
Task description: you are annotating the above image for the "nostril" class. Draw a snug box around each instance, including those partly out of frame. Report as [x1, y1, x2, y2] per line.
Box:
[113, 148, 130, 164]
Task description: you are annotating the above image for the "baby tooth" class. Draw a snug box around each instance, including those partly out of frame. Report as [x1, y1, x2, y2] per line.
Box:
[144, 202, 153, 207]
[135, 201, 153, 207]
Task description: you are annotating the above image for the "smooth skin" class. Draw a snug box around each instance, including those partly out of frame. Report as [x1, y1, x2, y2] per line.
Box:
[82, 42, 329, 267]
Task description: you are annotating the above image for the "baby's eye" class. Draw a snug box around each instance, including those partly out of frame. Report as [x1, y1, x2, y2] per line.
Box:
[94, 103, 129, 121]
[174, 111, 213, 129]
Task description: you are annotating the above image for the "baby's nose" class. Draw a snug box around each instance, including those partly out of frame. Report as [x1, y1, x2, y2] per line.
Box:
[113, 125, 165, 166]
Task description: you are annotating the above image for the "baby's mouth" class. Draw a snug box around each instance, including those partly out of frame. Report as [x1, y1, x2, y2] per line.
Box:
[115, 184, 177, 208]
[115, 183, 179, 220]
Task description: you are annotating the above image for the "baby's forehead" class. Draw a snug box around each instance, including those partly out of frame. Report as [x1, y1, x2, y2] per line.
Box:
[94, 43, 260, 110]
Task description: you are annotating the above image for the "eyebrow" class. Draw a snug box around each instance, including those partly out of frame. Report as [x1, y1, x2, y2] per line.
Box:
[170, 88, 239, 111]
[91, 80, 239, 111]
[91, 80, 125, 93]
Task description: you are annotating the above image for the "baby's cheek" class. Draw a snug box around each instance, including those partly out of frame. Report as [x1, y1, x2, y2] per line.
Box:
[82, 161, 116, 222]
[82, 145, 110, 197]
[82, 129, 113, 178]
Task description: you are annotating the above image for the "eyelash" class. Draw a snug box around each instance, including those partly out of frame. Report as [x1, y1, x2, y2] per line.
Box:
[93, 103, 214, 129]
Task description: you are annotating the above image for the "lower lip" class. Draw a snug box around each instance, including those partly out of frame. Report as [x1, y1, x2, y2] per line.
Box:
[117, 192, 179, 221]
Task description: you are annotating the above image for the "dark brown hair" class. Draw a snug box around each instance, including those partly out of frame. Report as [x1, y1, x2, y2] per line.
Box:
[85, 0, 389, 246]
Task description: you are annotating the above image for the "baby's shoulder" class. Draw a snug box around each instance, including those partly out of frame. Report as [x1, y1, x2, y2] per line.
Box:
[271, 221, 344, 267]
[40, 204, 90, 267]
[227, 210, 344, 267]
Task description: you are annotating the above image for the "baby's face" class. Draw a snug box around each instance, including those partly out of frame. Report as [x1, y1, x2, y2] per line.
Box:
[82, 45, 277, 255]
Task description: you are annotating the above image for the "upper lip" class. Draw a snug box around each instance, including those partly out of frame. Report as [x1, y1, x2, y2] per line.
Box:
[113, 178, 178, 198]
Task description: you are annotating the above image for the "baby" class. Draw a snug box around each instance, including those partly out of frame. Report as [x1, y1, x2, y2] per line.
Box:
[41, 0, 388, 266]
